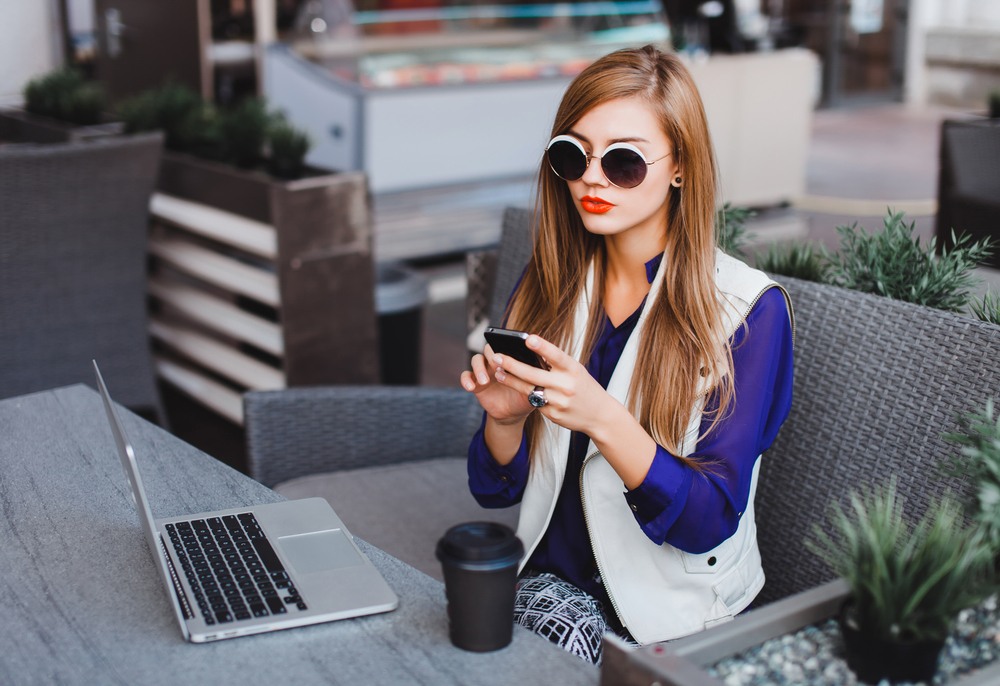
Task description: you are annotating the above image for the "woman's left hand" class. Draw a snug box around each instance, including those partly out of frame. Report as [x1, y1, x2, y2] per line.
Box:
[491, 334, 616, 440]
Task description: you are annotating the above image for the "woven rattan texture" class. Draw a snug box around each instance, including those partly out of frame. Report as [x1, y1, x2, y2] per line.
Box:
[464, 249, 497, 332]
[243, 386, 484, 487]
[488, 206, 534, 326]
[0, 133, 164, 419]
[755, 276, 1000, 605]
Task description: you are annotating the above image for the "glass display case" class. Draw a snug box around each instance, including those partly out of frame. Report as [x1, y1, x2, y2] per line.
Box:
[291, 1, 669, 89]
[266, 2, 668, 191]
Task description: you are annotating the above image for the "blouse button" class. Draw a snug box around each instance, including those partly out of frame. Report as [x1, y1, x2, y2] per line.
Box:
[629, 503, 638, 512]
[708, 556, 717, 566]
[500, 475, 509, 483]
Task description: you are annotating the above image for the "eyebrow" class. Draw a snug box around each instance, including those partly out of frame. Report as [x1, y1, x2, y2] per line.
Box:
[567, 130, 651, 145]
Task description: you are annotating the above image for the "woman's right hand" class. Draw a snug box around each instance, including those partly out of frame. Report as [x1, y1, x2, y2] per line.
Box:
[460, 344, 535, 425]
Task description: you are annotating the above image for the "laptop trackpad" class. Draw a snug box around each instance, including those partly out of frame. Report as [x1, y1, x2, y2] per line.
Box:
[279, 530, 365, 574]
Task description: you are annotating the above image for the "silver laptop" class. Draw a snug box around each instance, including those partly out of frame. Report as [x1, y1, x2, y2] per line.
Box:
[94, 361, 398, 642]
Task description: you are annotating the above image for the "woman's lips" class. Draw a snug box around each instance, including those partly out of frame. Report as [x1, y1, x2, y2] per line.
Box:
[581, 196, 614, 214]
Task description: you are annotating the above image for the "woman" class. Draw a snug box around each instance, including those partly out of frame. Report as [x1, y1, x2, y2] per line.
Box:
[459, 45, 793, 664]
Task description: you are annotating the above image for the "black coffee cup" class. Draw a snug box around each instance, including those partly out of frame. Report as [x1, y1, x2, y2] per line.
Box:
[435, 521, 524, 652]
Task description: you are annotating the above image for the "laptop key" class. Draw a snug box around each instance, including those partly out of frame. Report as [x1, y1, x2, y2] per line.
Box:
[251, 604, 269, 618]
[249, 535, 285, 574]
[266, 597, 287, 614]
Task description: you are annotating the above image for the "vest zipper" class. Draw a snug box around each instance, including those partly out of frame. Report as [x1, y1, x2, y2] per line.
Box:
[579, 449, 627, 627]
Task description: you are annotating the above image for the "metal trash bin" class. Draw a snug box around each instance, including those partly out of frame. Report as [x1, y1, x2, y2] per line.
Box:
[375, 263, 429, 385]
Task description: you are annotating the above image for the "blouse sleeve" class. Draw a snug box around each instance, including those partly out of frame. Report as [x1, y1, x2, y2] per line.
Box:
[623, 286, 794, 553]
[466, 415, 530, 508]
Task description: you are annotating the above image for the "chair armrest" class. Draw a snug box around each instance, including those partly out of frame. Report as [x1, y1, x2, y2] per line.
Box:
[244, 386, 483, 487]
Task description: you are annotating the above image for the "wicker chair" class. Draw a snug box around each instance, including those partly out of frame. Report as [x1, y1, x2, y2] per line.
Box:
[754, 276, 998, 605]
[0, 132, 165, 422]
[464, 206, 534, 348]
[245, 206, 1000, 606]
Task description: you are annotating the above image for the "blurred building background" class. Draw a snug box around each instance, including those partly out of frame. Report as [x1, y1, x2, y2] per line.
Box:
[4, 1, 999, 110]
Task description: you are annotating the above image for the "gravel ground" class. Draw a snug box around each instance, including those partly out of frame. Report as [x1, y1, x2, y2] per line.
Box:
[708, 596, 1000, 685]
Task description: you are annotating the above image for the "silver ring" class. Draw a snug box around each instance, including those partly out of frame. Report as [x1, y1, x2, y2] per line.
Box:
[527, 386, 547, 408]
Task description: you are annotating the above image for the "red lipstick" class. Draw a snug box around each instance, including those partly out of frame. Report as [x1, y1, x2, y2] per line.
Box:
[581, 196, 614, 214]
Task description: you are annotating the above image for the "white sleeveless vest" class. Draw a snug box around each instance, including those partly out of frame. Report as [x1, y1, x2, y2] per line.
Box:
[515, 249, 791, 645]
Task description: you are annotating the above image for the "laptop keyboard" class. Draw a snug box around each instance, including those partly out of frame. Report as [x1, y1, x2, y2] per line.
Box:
[165, 513, 308, 626]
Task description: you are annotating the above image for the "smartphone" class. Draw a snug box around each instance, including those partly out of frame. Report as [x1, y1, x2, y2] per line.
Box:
[484, 327, 546, 369]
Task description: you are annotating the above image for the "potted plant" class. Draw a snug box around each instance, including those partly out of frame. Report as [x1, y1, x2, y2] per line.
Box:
[754, 208, 994, 309]
[826, 209, 994, 313]
[266, 116, 311, 181]
[117, 83, 347, 222]
[0, 67, 122, 143]
[715, 202, 755, 258]
[971, 291, 1000, 325]
[807, 479, 996, 684]
[945, 398, 1000, 552]
[755, 241, 831, 283]
[117, 82, 380, 406]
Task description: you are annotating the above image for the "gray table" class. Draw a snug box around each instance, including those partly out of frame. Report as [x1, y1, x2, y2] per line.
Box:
[0, 385, 598, 686]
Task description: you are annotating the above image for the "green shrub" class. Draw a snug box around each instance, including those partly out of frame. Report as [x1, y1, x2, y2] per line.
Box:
[944, 399, 1000, 552]
[828, 209, 994, 312]
[267, 117, 311, 180]
[716, 203, 754, 258]
[117, 83, 218, 155]
[755, 242, 831, 283]
[23, 67, 106, 126]
[971, 290, 1000, 324]
[117, 86, 312, 179]
[807, 479, 995, 642]
[216, 97, 271, 168]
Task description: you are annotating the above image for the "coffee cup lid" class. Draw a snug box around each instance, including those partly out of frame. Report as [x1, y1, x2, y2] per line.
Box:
[436, 521, 523, 566]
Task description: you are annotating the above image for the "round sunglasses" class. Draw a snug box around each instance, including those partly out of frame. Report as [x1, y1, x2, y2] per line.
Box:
[545, 135, 672, 189]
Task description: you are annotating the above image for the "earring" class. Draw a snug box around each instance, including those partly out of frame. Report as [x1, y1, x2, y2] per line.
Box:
[673, 176, 683, 187]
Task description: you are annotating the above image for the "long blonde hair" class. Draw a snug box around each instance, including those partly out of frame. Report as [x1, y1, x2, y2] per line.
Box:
[505, 45, 733, 459]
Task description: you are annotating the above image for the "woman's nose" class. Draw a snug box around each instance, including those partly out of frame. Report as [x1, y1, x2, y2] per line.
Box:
[580, 154, 608, 186]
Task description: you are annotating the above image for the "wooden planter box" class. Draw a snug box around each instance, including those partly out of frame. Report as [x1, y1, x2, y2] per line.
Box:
[148, 152, 379, 425]
[601, 580, 1000, 686]
[0, 107, 123, 144]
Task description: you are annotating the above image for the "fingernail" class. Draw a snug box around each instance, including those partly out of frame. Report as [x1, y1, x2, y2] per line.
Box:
[493, 355, 503, 365]
[526, 335, 537, 348]
[478, 373, 488, 384]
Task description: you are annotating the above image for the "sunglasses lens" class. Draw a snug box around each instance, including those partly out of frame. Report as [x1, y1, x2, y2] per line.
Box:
[547, 140, 587, 181]
[603, 147, 647, 188]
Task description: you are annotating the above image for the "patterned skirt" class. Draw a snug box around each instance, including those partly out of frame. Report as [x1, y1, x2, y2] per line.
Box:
[513, 572, 637, 665]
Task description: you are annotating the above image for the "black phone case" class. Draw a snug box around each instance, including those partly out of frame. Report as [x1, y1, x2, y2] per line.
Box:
[484, 328, 545, 368]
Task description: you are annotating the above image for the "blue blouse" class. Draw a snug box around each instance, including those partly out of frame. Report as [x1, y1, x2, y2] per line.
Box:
[467, 257, 794, 613]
